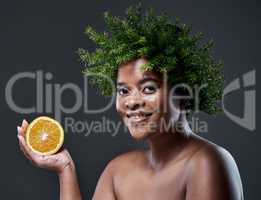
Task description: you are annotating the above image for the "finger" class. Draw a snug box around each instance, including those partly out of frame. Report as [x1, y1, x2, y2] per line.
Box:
[18, 137, 31, 160]
[20, 119, 29, 137]
[21, 119, 29, 130]
[17, 126, 25, 138]
[17, 134, 30, 156]
[17, 135, 42, 166]
[17, 134, 38, 161]
[17, 135, 39, 167]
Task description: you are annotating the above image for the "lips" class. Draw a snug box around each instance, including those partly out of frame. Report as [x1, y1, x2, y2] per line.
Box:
[126, 111, 153, 123]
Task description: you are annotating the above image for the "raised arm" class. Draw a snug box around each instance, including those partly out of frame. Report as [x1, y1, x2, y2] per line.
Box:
[186, 144, 244, 200]
[17, 119, 82, 200]
[57, 152, 82, 200]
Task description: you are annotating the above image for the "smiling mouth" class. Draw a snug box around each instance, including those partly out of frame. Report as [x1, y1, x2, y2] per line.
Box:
[126, 112, 153, 123]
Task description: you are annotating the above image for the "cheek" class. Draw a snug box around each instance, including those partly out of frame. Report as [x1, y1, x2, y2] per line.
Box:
[143, 95, 157, 103]
[144, 91, 166, 113]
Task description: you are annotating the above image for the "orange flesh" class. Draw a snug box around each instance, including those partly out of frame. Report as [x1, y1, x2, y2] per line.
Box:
[28, 119, 62, 153]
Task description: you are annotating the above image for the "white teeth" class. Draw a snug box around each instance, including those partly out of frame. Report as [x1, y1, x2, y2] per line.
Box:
[128, 113, 151, 118]
[130, 115, 146, 119]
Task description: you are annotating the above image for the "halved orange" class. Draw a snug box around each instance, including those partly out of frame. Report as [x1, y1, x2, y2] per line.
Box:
[26, 116, 64, 155]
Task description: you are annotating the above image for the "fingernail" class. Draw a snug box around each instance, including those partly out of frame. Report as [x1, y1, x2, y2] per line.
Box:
[17, 126, 21, 133]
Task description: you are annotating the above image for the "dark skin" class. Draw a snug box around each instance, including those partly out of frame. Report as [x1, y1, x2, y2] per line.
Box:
[17, 58, 243, 200]
[93, 58, 244, 200]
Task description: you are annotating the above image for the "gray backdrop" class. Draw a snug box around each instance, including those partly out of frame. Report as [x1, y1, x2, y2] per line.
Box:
[0, 0, 260, 199]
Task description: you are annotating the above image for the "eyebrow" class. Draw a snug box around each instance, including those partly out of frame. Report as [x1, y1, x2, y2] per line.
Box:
[117, 77, 161, 86]
[140, 77, 161, 84]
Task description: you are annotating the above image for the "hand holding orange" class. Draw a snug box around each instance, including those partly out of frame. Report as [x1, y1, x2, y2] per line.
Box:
[17, 117, 73, 173]
[25, 116, 64, 155]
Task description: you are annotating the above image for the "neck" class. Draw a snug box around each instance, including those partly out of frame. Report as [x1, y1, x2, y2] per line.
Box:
[146, 112, 193, 170]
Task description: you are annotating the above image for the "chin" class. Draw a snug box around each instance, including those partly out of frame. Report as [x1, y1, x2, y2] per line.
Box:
[128, 124, 154, 140]
[123, 115, 160, 140]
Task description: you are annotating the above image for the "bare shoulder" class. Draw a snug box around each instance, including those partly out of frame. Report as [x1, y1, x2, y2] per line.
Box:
[189, 137, 241, 178]
[185, 135, 244, 200]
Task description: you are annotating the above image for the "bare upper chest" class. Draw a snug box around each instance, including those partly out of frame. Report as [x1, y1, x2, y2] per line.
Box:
[113, 158, 188, 200]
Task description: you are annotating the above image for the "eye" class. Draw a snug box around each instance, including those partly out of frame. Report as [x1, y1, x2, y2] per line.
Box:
[142, 85, 157, 94]
[117, 87, 129, 96]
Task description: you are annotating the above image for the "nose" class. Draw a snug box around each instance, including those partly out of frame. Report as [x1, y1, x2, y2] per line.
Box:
[124, 96, 145, 110]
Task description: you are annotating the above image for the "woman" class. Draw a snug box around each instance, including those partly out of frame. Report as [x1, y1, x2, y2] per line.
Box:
[17, 4, 244, 200]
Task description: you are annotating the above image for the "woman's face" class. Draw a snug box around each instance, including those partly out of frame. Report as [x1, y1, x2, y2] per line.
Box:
[116, 58, 174, 140]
